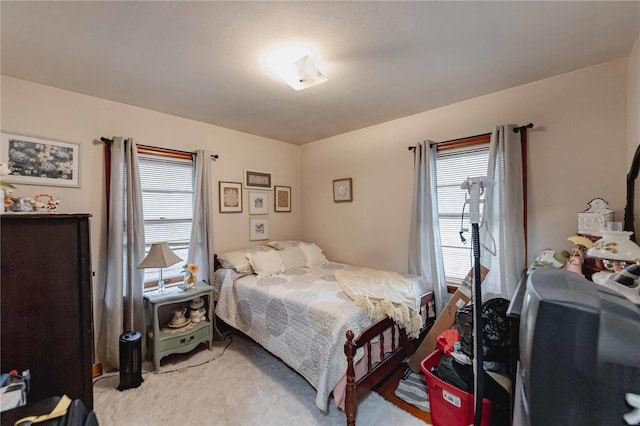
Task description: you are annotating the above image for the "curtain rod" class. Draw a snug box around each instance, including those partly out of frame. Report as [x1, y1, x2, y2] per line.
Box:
[100, 137, 219, 159]
[407, 123, 534, 151]
[513, 123, 534, 133]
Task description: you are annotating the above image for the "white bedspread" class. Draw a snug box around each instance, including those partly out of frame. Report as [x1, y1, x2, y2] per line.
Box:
[215, 262, 431, 411]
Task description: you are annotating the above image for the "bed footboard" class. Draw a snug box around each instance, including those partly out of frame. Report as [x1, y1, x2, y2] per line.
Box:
[343, 292, 435, 426]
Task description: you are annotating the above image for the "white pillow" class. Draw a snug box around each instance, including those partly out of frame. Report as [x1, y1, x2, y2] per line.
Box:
[300, 243, 329, 267]
[246, 245, 274, 254]
[267, 240, 303, 250]
[246, 250, 285, 278]
[278, 247, 307, 271]
[218, 250, 253, 273]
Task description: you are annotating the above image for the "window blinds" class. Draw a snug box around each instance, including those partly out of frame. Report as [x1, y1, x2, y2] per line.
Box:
[436, 147, 490, 283]
[139, 154, 194, 283]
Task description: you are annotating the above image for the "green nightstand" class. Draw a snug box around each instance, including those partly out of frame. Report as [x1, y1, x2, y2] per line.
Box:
[143, 282, 215, 371]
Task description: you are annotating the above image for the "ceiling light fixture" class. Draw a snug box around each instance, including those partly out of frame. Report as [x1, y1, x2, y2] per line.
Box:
[263, 44, 327, 91]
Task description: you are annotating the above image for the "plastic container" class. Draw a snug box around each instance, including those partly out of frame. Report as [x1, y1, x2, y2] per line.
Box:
[421, 349, 492, 426]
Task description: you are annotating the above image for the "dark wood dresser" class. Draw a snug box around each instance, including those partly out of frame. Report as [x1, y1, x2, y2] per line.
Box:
[1, 214, 93, 409]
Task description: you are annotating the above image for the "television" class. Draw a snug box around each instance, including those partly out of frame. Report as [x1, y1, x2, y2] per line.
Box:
[518, 268, 640, 426]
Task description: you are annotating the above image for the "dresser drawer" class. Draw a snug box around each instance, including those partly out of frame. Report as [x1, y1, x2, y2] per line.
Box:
[159, 323, 211, 353]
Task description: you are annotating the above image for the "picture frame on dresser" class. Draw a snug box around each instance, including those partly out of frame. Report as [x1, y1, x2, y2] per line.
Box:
[1, 132, 80, 188]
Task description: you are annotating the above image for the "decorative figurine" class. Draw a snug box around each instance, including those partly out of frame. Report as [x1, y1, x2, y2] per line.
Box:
[565, 235, 594, 277]
[33, 194, 61, 212]
[188, 297, 206, 323]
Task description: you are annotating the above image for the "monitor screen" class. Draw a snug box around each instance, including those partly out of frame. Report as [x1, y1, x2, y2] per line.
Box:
[519, 269, 640, 426]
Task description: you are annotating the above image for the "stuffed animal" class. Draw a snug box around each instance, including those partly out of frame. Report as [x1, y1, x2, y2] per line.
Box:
[528, 249, 570, 273]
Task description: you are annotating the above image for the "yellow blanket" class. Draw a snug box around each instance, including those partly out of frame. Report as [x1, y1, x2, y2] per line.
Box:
[335, 269, 422, 338]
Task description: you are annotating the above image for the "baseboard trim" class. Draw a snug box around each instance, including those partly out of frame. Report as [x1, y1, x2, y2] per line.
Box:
[92, 363, 103, 378]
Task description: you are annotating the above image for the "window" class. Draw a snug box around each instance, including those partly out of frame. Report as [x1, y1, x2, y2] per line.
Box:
[139, 152, 194, 289]
[435, 136, 490, 284]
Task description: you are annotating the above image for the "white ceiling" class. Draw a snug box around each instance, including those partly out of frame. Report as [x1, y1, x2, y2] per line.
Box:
[1, 1, 638, 144]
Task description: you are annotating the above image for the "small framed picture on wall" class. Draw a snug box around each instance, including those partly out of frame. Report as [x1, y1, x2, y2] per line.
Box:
[249, 218, 269, 241]
[333, 178, 353, 203]
[244, 169, 272, 190]
[219, 181, 243, 213]
[248, 191, 268, 215]
[274, 186, 291, 212]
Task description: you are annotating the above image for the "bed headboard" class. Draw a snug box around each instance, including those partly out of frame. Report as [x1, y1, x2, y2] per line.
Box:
[213, 253, 222, 271]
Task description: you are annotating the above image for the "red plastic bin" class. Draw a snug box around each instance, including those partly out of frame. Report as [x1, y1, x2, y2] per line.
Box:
[420, 349, 492, 426]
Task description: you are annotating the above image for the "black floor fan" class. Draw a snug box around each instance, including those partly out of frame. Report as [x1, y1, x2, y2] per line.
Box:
[461, 176, 494, 426]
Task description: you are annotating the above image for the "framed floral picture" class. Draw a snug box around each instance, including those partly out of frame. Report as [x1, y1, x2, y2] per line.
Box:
[244, 169, 272, 190]
[248, 191, 268, 215]
[333, 178, 353, 202]
[1, 132, 80, 187]
[274, 185, 291, 212]
[249, 218, 269, 241]
[219, 181, 243, 213]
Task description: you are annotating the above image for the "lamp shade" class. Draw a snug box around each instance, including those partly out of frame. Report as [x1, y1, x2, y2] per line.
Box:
[137, 242, 182, 269]
[586, 231, 640, 262]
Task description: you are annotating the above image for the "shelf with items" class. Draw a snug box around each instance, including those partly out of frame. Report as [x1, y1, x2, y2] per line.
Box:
[143, 282, 215, 371]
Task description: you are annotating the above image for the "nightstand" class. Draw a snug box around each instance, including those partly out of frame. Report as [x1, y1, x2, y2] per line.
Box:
[143, 282, 215, 371]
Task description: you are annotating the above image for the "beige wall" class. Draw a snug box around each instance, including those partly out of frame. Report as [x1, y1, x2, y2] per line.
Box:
[1, 76, 300, 359]
[301, 59, 629, 273]
[0, 55, 634, 358]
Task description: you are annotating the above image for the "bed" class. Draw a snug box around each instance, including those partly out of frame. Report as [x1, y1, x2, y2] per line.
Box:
[213, 243, 435, 425]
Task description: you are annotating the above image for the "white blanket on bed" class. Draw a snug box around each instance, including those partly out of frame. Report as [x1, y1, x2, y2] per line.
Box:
[335, 269, 423, 339]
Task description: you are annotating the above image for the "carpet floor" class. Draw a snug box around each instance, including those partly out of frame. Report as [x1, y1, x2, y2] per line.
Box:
[93, 333, 428, 426]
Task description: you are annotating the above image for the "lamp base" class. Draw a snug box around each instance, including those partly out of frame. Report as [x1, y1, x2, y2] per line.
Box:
[157, 268, 166, 292]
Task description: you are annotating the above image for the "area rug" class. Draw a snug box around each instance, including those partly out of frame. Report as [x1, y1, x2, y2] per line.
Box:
[394, 370, 430, 413]
[93, 333, 429, 425]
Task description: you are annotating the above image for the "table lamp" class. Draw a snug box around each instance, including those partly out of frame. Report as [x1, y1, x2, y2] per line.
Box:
[137, 242, 182, 292]
[586, 223, 640, 284]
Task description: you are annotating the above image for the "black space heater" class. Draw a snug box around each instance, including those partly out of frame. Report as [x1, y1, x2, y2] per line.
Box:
[117, 331, 143, 391]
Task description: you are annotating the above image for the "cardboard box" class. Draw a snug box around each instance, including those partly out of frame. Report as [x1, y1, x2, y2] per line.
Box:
[407, 266, 488, 373]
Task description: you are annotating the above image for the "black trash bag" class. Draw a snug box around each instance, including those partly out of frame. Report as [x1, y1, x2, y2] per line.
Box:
[451, 298, 511, 426]
[482, 298, 511, 362]
[454, 297, 511, 362]
[455, 304, 474, 358]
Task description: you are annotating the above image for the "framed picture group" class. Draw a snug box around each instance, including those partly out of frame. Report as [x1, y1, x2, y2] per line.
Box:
[218, 174, 291, 241]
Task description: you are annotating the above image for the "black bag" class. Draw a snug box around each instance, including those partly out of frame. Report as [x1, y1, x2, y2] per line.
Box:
[455, 304, 474, 358]
[454, 297, 511, 363]
[481, 297, 511, 362]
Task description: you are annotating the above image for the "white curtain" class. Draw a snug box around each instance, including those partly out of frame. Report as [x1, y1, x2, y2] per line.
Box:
[408, 141, 448, 314]
[187, 150, 215, 286]
[480, 125, 526, 299]
[100, 137, 146, 369]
